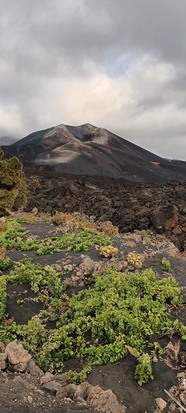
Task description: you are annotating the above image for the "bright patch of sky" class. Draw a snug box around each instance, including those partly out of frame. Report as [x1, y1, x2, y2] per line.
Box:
[105, 53, 142, 79]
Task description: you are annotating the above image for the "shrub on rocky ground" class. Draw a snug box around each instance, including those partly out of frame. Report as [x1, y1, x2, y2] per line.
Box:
[0, 148, 27, 215]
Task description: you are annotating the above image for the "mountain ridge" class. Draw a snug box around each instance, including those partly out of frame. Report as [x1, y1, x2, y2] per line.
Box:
[2, 123, 186, 183]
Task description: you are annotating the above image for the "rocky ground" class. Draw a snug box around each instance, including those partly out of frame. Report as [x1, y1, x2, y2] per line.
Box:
[1, 213, 186, 413]
[0, 368, 97, 413]
[2, 168, 186, 412]
[24, 166, 186, 252]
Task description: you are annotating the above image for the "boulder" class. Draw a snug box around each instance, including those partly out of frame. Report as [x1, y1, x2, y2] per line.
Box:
[56, 373, 70, 386]
[5, 342, 32, 372]
[73, 382, 90, 404]
[77, 255, 95, 276]
[151, 205, 178, 232]
[87, 385, 126, 413]
[56, 383, 77, 399]
[42, 380, 62, 395]
[40, 371, 54, 384]
[57, 381, 126, 412]
[25, 358, 43, 376]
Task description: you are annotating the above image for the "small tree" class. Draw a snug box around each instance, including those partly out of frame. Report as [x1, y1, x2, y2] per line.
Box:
[0, 148, 27, 215]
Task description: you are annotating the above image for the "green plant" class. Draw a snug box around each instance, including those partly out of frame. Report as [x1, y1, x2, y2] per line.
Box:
[0, 264, 185, 383]
[134, 229, 148, 239]
[0, 275, 6, 320]
[7, 259, 65, 294]
[13, 174, 27, 210]
[0, 256, 11, 270]
[67, 362, 93, 383]
[126, 252, 143, 268]
[0, 220, 29, 248]
[0, 220, 112, 254]
[162, 257, 171, 272]
[1, 215, 186, 386]
[98, 245, 118, 258]
[135, 353, 153, 386]
[0, 150, 27, 214]
[16, 299, 24, 305]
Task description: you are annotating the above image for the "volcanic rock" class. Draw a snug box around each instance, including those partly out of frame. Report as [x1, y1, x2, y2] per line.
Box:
[151, 205, 178, 232]
[0, 353, 7, 370]
[5, 342, 32, 372]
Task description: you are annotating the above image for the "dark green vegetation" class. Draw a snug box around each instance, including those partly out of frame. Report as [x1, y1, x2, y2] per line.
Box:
[0, 148, 27, 215]
[0, 217, 186, 387]
[0, 219, 112, 254]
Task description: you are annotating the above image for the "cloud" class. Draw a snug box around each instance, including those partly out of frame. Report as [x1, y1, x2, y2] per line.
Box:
[0, 0, 186, 159]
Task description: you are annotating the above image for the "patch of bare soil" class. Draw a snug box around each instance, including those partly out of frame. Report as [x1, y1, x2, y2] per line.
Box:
[2, 217, 186, 413]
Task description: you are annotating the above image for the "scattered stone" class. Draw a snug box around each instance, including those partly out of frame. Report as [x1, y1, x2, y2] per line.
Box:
[173, 225, 183, 235]
[111, 260, 127, 272]
[69, 183, 78, 194]
[40, 371, 54, 384]
[27, 395, 33, 403]
[57, 379, 126, 413]
[0, 353, 7, 370]
[63, 397, 73, 403]
[57, 383, 77, 399]
[55, 264, 63, 271]
[78, 256, 95, 276]
[31, 207, 38, 215]
[64, 264, 73, 271]
[169, 402, 176, 411]
[74, 383, 89, 404]
[56, 373, 70, 386]
[179, 391, 186, 405]
[42, 380, 62, 395]
[5, 342, 32, 372]
[155, 397, 167, 411]
[87, 385, 126, 413]
[26, 359, 43, 376]
[0, 342, 6, 353]
[124, 241, 137, 248]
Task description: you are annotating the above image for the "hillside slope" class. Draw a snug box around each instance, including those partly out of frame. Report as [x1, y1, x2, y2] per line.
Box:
[2, 123, 186, 183]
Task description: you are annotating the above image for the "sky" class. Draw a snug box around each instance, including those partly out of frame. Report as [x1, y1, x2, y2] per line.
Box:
[0, 0, 186, 159]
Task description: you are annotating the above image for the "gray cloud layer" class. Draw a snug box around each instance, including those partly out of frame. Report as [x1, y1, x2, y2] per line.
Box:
[0, 0, 186, 159]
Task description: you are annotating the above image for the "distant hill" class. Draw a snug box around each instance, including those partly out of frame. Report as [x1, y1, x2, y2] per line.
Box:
[2, 123, 186, 183]
[0, 136, 19, 146]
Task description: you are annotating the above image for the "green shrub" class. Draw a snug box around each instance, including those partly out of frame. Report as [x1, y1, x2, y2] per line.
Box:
[1, 264, 185, 385]
[0, 257, 11, 270]
[0, 149, 27, 214]
[0, 276, 7, 320]
[161, 257, 171, 272]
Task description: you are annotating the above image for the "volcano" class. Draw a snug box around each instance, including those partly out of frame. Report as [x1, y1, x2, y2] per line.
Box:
[2, 123, 186, 183]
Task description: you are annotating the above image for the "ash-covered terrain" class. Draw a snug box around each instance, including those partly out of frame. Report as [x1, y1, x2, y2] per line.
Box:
[2, 123, 186, 183]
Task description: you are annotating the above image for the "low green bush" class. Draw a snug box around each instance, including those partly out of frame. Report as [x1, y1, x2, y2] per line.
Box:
[0, 261, 185, 385]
